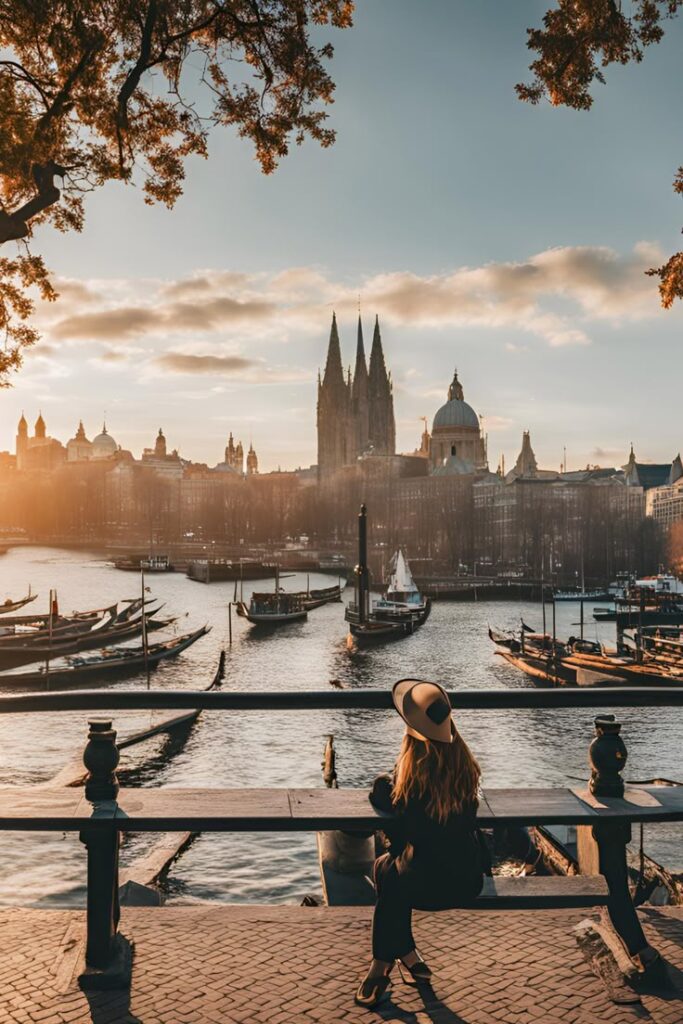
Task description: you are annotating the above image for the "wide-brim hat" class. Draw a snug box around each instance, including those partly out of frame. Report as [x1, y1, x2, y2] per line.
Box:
[392, 679, 455, 744]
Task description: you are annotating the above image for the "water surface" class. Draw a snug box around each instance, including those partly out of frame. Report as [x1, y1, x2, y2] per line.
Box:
[0, 546, 681, 907]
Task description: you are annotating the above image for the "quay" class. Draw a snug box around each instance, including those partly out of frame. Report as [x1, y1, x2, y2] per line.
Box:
[1, 687, 683, 1022]
[2, 903, 683, 1023]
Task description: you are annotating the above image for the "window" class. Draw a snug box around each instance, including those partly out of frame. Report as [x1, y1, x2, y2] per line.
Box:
[451, 444, 457, 456]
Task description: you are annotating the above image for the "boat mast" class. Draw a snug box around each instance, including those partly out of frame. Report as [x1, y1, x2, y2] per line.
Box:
[141, 566, 150, 687]
[356, 504, 370, 625]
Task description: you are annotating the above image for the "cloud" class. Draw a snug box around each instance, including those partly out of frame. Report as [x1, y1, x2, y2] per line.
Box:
[41, 243, 670, 351]
[156, 354, 257, 374]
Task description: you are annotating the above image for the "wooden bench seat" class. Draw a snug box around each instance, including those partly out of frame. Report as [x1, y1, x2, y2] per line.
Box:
[476, 874, 609, 909]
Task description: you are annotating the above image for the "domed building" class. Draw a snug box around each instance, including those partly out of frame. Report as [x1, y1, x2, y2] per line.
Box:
[92, 423, 118, 460]
[429, 370, 487, 473]
[67, 421, 93, 462]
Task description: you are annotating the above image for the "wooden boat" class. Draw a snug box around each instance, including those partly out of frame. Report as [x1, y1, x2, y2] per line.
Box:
[236, 591, 308, 625]
[0, 612, 171, 669]
[302, 581, 344, 611]
[0, 590, 38, 614]
[0, 625, 210, 689]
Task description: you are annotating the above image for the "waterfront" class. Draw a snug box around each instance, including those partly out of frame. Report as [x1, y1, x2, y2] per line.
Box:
[0, 545, 682, 909]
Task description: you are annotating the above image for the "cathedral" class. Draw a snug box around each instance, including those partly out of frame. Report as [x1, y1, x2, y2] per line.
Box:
[317, 313, 395, 479]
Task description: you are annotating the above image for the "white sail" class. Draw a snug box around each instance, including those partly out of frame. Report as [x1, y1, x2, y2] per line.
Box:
[388, 550, 418, 595]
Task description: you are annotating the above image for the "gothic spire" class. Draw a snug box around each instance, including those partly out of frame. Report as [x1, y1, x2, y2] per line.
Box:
[322, 312, 345, 391]
[368, 315, 389, 389]
[352, 315, 368, 398]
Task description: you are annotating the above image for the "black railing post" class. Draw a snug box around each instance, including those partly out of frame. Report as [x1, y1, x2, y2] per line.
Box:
[588, 715, 655, 965]
[78, 720, 130, 989]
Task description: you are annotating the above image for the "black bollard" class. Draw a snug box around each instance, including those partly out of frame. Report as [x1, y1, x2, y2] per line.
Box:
[83, 719, 120, 802]
[587, 715, 655, 964]
[589, 715, 626, 798]
[79, 720, 127, 988]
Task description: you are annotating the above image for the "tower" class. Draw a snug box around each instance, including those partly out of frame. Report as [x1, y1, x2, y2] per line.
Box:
[235, 441, 244, 474]
[34, 412, 46, 439]
[351, 315, 370, 455]
[317, 313, 352, 480]
[155, 428, 167, 458]
[512, 431, 538, 479]
[16, 413, 28, 470]
[246, 443, 259, 475]
[225, 433, 236, 468]
[367, 316, 395, 455]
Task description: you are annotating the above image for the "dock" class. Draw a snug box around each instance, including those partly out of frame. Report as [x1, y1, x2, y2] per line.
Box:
[1, 903, 682, 1023]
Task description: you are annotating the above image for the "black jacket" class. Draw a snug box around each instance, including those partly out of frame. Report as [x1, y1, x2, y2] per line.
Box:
[369, 772, 488, 908]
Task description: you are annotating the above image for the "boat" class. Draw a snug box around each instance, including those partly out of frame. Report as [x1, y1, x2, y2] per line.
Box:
[372, 550, 431, 623]
[187, 559, 286, 584]
[302, 581, 344, 610]
[0, 625, 210, 688]
[236, 590, 308, 625]
[0, 589, 38, 614]
[0, 611, 172, 669]
[114, 554, 174, 572]
[553, 589, 612, 602]
[345, 506, 429, 647]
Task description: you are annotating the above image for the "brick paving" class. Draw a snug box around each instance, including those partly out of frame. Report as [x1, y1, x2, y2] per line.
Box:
[0, 904, 682, 1024]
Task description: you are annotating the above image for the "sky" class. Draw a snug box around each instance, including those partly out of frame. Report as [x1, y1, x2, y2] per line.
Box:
[4, 0, 683, 473]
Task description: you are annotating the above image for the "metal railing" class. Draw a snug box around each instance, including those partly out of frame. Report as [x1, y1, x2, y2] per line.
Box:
[2, 686, 683, 714]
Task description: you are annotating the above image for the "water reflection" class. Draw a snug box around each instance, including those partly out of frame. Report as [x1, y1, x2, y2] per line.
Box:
[0, 545, 681, 907]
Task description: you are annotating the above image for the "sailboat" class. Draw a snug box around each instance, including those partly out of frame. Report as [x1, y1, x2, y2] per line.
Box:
[346, 507, 430, 647]
[372, 550, 430, 623]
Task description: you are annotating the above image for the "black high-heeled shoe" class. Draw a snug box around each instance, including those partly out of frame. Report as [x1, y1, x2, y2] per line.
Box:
[354, 972, 392, 1008]
[397, 955, 432, 986]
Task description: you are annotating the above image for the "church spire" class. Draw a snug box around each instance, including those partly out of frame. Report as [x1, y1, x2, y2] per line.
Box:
[322, 312, 345, 391]
[368, 315, 389, 387]
[367, 315, 395, 456]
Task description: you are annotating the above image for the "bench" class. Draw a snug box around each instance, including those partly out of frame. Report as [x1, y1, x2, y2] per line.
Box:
[1, 779, 682, 987]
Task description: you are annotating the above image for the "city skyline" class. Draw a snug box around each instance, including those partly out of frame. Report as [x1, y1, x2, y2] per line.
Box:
[3, 1, 682, 470]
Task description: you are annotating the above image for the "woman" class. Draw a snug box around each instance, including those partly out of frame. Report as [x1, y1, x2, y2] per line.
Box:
[355, 678, 488, 1009]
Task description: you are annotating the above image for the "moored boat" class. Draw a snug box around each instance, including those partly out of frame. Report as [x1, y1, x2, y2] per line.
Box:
[345, 507, 429, 647]
[0, 625, 210, 689]
[0, 589, 38, 614]
[372, 550, 431, 623]
[235, 591, 308, 625]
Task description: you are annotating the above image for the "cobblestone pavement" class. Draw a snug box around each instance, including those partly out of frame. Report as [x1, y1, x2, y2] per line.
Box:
[1, 905, 682, 1024]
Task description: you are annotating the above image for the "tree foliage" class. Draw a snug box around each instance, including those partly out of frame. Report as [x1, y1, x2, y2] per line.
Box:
[517, 0, 683, 307]
[0, 0, 353, 381]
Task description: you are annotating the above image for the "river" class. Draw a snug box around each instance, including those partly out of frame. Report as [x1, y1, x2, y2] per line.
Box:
[0, 545, 681, 908]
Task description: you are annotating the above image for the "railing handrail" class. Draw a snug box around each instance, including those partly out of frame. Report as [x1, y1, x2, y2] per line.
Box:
[2, 686, 683, 714]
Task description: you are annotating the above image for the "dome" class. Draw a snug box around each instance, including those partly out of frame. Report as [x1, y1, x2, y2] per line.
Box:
[431, 370, 479, 432]
[92, 423, 117, 458]
[432, 398, 479, 431]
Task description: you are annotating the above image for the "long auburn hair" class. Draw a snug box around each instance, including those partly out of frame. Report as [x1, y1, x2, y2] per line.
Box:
[392, 730, 480, 824]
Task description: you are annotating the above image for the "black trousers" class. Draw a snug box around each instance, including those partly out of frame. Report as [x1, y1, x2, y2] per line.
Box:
[372, 853, 415, 962]
[371, 851, 483, 962]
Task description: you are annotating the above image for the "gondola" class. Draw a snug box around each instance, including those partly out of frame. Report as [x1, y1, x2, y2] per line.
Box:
[0, 612, 172, 669]
[0, 590, 38, 614]
[0, 625, 209, 689]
